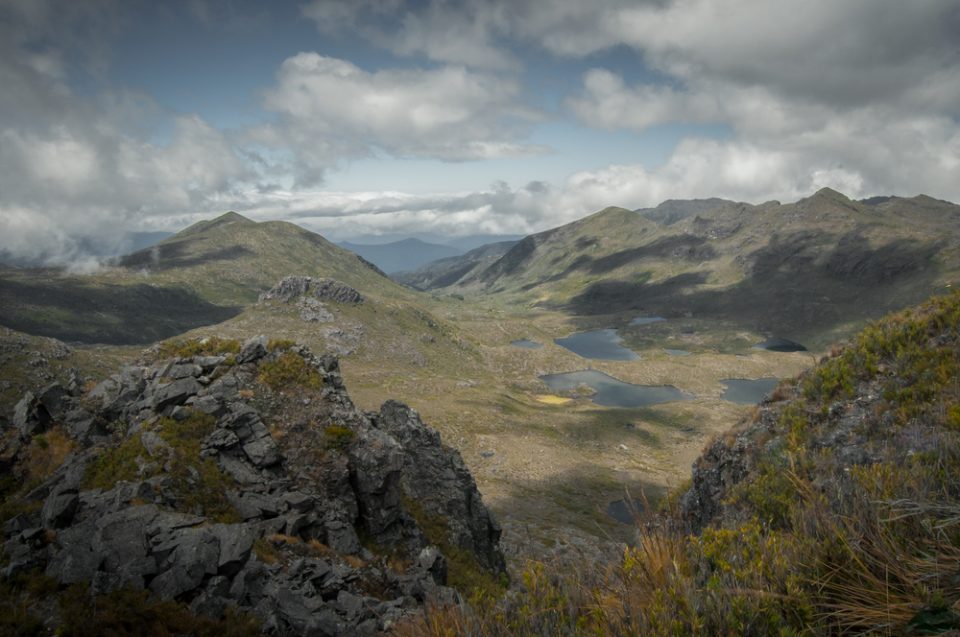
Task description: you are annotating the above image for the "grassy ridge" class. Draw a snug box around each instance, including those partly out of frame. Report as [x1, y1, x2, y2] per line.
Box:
[392, 290, 960, 636]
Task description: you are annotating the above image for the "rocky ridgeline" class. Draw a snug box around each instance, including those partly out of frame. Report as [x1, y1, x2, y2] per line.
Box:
[1, 336, 505, 635]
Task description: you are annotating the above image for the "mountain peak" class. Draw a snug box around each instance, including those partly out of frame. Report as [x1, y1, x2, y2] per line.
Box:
[810, 187, 851, 202]
[214, 210, 253, 224]
[175, 211, 255, 238]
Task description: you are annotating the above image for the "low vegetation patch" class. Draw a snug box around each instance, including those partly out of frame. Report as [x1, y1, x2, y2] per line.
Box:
[0, 572, 261, 637]
[82, 411, 239, 521]
[257, 351, 323, 391]
[156, 336, 241, 360]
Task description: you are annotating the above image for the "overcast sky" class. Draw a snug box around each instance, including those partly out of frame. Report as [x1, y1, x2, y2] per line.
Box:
[2, 0, 959, 265]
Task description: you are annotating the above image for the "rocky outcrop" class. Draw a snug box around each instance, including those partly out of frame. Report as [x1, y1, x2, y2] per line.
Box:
[1, 337, 504, 635]
[259, 277, 363, 306]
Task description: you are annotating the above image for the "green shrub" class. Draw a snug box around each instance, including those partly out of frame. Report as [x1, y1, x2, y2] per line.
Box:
[257, 352, 323, 391]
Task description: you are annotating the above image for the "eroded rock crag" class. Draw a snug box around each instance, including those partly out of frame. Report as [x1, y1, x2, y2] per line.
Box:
[1, 336, 504, 635]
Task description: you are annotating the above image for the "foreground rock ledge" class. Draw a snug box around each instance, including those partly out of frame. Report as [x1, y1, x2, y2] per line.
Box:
[1, 335, 505, 635]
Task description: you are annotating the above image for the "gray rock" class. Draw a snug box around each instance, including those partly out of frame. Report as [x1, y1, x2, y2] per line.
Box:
[205, 375, 240, 402]
[335, 590, 364, 620]
[13, 391, 50, 437]
[228, 491, 278, 520]
[237, 336, 268, 364]
[210, 523, 258, 575]
[37, 383, 69, 415]
[242, 434, 281, 468]
[63, 408, 96, 441]
[194, 355, 228, 372]
[376, 400, 506, 574]
[298, 296, 334, 322]
[221, 403, 261, 441]
[168, 363, 203, 379]
[202, 428, 240, 454]
[312, 279, 363, 304]
[150, 565, 199, 599]
[259, 275, 312, 303]
[218, 453, 266, 486]
[191, 395, 226, 417]
[152, 378, 202, 412]
[281, 491, 314, 513]
[41, 490, 79, 528]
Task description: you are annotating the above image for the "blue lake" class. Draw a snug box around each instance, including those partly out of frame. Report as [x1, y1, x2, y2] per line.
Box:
[554, 329, 639, 360]
[511, 339, 543, 349]
[539, 370, 692, 408]
[721, 378, 780, 404]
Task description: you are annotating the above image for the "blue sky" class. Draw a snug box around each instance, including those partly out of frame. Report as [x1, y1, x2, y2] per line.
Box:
[1, 0, 959, 265]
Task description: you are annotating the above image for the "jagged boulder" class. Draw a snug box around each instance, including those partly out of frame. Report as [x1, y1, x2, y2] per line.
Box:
[1, 339, 505, 634]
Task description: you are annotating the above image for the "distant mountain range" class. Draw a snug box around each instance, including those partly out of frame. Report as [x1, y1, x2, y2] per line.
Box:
[2, 190, 958, 349]
[338, 234, 524, 274]
[392, 240, 519, 290]
[414, 188, 960, 347]
[338, 239, 463, 274]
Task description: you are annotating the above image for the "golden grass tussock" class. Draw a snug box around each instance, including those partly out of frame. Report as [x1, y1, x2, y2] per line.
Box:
[533, 394, 573, 405]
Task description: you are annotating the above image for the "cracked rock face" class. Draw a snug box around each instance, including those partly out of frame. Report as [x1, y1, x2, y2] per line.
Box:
[1, 336, 504, 634]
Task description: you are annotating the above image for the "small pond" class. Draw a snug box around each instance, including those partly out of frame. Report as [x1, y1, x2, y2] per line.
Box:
[664, 348, 690, 357]
[721, 378, 780, 404]
[629, 316, 666, 326]
[510, 339, 542, 349]
[607, 498, 645, 525]
[539, 370, 691, 408]
[554, 328, 639, 360]
[753, 337, 807, 352]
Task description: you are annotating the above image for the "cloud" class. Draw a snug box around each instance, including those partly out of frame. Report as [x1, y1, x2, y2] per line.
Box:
[256, 52, 545, 184]
[302, 0, 516, 69]
[0, 5, 255, 266]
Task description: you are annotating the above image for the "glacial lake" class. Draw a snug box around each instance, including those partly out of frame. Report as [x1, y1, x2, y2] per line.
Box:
[721, 378, 780, 404]
[753, 337, 807, 352]
[511, 339, 543, 349]
[539, 370, 691, 408]
[629, 316, 666, 326]
[607, 498, 645, 525]
[554, 329, 639, 360]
